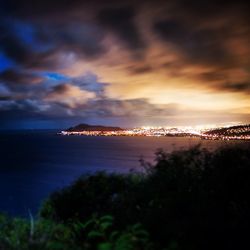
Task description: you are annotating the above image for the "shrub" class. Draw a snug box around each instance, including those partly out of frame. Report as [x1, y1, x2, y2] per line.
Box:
[1, 145, 250, 250]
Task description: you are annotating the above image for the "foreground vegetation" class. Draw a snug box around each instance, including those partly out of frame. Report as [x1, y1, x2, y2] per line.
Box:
[1, 145, 250, 249]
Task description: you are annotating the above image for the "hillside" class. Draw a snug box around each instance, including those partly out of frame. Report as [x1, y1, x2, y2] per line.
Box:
[205, 124, 250, 136]
[66, 123, 124, 132]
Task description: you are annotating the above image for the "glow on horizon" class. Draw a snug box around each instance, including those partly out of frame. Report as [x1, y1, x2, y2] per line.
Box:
[60, 122, 250, 140]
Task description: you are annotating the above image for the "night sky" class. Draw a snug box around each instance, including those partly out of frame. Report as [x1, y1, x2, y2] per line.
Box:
[0, 0, 249, 129]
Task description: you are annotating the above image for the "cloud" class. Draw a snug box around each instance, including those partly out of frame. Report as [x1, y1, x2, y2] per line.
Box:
[154, 19, 232, 66]
[35, 22, 106, 59]
[127, 65, 153, 75]
[219, 82, 250, 93]
[0, 21, 31, 65]
[71, 72, 108, 96]
[97, 6, 146, 52]
[0, 69, 43, 86]
[0, 14, 106, 72]
[0, 84, 11, 100]
[0, 21, 58, 71]
[0, 0, 250, 128]
[45, 84, 96, 108]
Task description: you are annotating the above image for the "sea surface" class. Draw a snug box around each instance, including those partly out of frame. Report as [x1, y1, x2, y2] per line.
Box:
[0, 129, 249, 216]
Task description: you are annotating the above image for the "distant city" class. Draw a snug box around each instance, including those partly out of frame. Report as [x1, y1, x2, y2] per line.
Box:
[60, 124, 250, 140]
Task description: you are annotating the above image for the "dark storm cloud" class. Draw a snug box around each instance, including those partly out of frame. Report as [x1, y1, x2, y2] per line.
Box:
[0, 23, 105, 71]
[0, 95, 11, 101]
[0, 2, 106, 71]
[71, 73, 107, 96]
[65, 98, 179, 118]
[49, 84, 69, 95]
[1, 0, 248, 71]
[34, 22, 106, 59]
[174, 0, 250, 21]
[219, 82, 250, 93]
[0, 21, 59, 70]
[0, 70, 43, 86]
[0, 98, 47, 113]
[150, 0, 250, 97]
[97, 6, 145, 51]
[127, 65, 153, 75]
[197, 72, 227, 82]
[195, 70, 250, 93]
[153, 0, 250, 67]
[0, 22, 30, 65]
[0, 0, 85, 18]
[154, 19, 231, 66]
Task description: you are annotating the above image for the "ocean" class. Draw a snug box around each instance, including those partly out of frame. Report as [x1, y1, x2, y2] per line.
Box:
[0, 129, 248, 216]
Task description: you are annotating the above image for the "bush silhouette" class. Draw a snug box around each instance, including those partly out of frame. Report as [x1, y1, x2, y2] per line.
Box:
[1, 145, 250, 249]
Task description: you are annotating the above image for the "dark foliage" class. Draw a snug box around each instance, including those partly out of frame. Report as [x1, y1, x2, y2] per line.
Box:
[39, 145, 250, 249]
[1, 145, 250, 249]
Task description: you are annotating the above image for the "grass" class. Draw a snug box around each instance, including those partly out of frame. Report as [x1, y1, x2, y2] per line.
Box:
[1, 145, 250, 249]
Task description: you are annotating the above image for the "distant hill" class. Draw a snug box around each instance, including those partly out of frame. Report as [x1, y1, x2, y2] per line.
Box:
[66, 123, 124, 132]
[205, 124, 250, 136]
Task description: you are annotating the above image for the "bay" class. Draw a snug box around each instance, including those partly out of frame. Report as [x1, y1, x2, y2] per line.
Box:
[0, 130, 248, 216]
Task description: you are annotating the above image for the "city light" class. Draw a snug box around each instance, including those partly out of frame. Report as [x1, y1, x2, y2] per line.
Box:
[60, 125, 250, 140]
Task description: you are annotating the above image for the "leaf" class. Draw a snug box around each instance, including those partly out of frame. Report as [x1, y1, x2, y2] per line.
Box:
[81, 219, 95, 229]
[87, 231, 103, 239]
[134, 230, 149, 237]
[100, 215, 114, 223]
[110, 231, 119, 241]
[100, 222, 113, 231]
[131, 224, 142, 231]
[47, 241, 65, 250]
[98, 242, 112, 250]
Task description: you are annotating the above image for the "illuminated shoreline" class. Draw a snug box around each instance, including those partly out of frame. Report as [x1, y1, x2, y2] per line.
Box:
[60, 126, 250, 140]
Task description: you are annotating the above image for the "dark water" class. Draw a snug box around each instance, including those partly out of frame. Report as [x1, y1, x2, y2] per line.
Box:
[0, 130, 248, 216]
